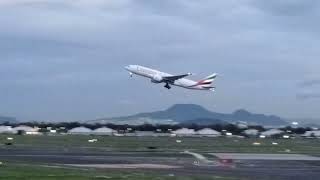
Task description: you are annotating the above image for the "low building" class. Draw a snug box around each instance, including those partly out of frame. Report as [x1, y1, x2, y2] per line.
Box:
[244, 129, 259, 137]
[92, 127, 116, 136]
[260, 129, 284, 137]
[12, 125, 41, 135]
[0, 126, 15, 134]
[302, 131, 320, 138]
[196, 128, 221, 137]
[68, 127, 92, 135]
[172, 128, 196, 137]
[236, 121, 248, 129]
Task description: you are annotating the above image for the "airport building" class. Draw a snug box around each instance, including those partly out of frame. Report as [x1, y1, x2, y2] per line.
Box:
[303, 130, 320, 138]
[196, 128, 221, 137]
[260, 129, 284, 138]
[244, 129, 259, 137]
[0, 126, 15, 134]
[12, 125, 41, 135]
[172, 128, 196, 137]
[92, 127, 116, 136]
[68, 127, 92, 135]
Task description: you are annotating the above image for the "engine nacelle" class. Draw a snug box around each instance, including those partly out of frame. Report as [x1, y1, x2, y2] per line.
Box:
[151, 74, 163, 83]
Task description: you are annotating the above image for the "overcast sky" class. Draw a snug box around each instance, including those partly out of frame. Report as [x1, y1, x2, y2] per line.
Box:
[0, 0, 320, 121]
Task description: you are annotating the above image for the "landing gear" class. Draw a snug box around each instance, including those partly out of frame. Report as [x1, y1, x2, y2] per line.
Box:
[164, 83, 171, 89]
[129, 72, 133, 77]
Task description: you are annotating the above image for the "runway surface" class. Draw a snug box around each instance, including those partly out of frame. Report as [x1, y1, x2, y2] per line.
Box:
[210, 153, 320, 161]
[1, 147, 320, 180]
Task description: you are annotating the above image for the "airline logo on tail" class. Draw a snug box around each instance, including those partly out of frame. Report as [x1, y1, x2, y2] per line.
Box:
[196, 74, 217, 86]
[190, 74, 217, 91]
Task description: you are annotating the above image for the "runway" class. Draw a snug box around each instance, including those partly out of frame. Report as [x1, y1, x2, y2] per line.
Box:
[1, 147, 320, 180]
[210, 153, 320, 161]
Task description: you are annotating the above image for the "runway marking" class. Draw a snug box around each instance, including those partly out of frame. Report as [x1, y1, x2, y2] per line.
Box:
[210, 153, 320, 161]
[64, 164, 182, 169]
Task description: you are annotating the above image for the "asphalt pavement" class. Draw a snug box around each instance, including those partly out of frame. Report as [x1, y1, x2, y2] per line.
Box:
[1, 147, 320, 180]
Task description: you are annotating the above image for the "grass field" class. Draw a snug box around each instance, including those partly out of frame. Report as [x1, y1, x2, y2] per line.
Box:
[0, 135, 320, 155]
[0, 135, 319, 180]
[0, 163, 239, 180]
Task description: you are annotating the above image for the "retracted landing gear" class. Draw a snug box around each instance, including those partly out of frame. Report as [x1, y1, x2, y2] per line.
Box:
[164, 83, 171, 89]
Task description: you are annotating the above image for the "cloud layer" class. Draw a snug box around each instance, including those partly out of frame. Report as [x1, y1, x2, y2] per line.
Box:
[0, 0, 319, 121]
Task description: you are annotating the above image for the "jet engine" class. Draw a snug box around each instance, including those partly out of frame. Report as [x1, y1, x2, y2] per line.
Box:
[151, 74, 163, 83]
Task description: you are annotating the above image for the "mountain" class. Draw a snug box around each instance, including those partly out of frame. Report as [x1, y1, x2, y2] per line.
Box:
[0, 116, 17, 123]
[89, 104, 288, 126]
[182, 118, 227, 125]
[129, 104, 215, 122]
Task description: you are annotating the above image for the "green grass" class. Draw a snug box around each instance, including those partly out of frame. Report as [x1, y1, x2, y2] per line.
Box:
[1, 135, 320, 155]
[0, 135, 318, 179]
[0, 163, 239, 180]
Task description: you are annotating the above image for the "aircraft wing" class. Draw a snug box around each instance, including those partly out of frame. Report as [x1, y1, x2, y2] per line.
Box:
[163, 73, 192, 82]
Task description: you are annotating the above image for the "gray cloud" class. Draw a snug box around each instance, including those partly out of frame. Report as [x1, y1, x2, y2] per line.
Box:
[297, 93, 320, 100]
[253, 0, 320, 16]
[299, 79, 320, 87]
[0, 0, 319, 121]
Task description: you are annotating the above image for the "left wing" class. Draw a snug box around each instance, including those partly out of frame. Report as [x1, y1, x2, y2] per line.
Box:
[163, 73, 192, 82]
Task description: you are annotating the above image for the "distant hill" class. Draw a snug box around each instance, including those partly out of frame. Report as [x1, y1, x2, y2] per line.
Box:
[0, 116, 17, 123]
[182, 118, 227, 125]
[89, 104, 288, 126]
[303, 123, 320, 128]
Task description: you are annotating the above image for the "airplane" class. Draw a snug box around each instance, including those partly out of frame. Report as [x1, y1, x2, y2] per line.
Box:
[125, 65, 217, 91]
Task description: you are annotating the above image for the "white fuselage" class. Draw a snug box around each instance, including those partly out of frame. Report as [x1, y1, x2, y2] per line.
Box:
[125, 65, 211, 90]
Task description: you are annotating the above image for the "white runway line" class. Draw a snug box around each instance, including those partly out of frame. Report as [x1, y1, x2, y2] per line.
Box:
[65, 164, 181, 169]
[210, 153, 320, 161]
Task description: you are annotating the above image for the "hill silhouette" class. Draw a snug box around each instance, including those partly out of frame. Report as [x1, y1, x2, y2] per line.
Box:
[90, 104, 288, 126]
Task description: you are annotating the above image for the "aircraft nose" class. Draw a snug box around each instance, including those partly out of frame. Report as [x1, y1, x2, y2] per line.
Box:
[125, 65, 131, 71]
